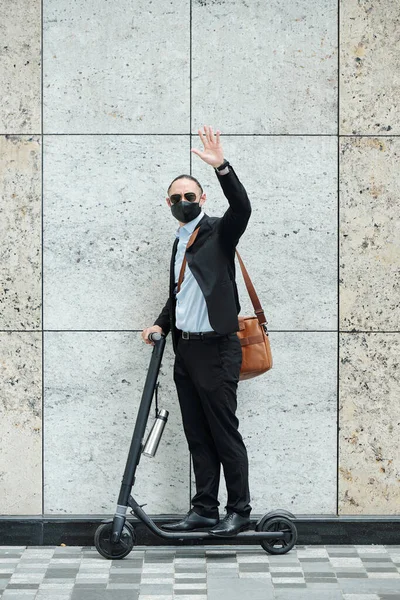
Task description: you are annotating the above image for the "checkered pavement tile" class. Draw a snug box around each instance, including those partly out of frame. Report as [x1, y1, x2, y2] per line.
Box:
[0, 544, 400, 599]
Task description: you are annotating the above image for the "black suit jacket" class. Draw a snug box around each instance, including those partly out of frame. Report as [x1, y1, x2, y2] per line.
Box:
[153, 163, 252, 354]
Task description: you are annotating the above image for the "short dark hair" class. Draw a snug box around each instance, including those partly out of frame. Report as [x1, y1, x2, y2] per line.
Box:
[167, 174, 203, 196]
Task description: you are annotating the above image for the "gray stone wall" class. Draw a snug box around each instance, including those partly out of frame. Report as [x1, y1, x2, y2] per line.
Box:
[0, 0, 399, 516]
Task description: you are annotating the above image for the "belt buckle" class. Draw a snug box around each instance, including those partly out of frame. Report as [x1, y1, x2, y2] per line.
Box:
[182, 331, 189, 340]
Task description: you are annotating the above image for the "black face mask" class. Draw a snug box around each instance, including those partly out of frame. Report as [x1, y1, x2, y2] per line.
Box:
[171, 200, 202, 223]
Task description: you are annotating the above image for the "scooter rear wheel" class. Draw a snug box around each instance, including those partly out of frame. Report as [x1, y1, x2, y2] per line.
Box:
[94, 520, 136, 559]
[256, 515, 297, 555]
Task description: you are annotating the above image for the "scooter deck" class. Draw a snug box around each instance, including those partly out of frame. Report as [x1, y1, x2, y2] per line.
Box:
[129, 500, 290, 541]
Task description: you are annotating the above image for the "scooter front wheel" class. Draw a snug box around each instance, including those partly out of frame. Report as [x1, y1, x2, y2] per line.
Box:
[256, 515, 297, 555]
[94, 520, 136, 559]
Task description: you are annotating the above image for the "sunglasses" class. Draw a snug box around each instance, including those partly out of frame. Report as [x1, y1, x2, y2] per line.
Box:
[169, 192, 198, 205]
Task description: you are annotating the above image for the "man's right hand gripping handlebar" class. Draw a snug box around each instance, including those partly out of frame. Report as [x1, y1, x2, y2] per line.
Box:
[141, 325, 165, 346]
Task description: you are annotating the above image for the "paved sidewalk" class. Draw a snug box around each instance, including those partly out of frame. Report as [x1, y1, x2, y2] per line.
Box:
[0, 544, 399, 599]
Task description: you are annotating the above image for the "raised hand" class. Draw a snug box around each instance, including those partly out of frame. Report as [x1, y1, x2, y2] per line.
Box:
[191, 125, 225, 168]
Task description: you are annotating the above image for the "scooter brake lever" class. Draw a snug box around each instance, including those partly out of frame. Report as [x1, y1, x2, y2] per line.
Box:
[139, 503, 147, 508]
[129, 503, 147, 515]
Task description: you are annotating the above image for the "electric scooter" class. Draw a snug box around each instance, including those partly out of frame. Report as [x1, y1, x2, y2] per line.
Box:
[94, 331, 297, 559]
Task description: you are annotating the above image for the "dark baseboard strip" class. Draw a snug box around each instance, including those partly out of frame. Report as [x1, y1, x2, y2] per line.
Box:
[0, 515, 399, 546]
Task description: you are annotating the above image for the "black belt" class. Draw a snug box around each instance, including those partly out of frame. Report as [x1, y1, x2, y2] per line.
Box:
[180, 330, 225, 340]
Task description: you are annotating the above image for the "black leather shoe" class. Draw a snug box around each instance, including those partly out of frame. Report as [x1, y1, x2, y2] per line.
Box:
[161, 509, 219, 532]
[208, 512, 250, 537]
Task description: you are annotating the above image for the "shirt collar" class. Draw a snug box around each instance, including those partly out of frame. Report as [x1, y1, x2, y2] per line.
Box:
[175, 210, 205, 238]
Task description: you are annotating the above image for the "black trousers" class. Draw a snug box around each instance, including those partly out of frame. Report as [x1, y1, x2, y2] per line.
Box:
[173, 331, 251, 519]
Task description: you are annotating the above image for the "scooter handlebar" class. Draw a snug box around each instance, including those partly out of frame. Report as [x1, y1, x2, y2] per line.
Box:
[148, 331, 165, 342]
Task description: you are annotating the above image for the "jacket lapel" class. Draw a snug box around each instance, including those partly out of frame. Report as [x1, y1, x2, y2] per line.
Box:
[169, 237, 179, 299]
[185, 212, 213, 253]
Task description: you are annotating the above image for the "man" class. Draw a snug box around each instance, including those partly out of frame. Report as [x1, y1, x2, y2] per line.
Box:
[141, 125, 252, 536]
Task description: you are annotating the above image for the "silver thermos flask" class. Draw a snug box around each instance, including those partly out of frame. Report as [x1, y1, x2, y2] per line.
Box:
[142, 409, 169, 458]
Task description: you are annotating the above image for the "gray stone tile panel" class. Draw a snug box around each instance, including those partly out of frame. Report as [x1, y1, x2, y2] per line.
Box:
[0, 331, 42, 515]
[192, 1, 337, 134]
[0, 135, 42, 330]
[0, 1, 41, 133]
[43, 0, 190, 133]
[43, 331, 189, 514]
[340, 1, 400, 134]
[339, 333, 400, 514]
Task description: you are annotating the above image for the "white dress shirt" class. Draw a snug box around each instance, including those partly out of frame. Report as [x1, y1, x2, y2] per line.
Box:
[174, 210, 215, 332]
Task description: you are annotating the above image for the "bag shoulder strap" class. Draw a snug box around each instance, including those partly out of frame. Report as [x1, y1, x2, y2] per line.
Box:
[235, 250, 267, 326]
[176, 226, 200, 294]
